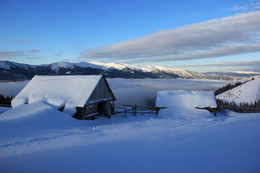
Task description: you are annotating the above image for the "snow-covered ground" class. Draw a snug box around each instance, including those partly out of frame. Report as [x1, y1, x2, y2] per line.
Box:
[0, 101, 260, 173]
[217, 79, 260, 105]
[1, 78, 259, 172]
[0, 106, 10, 114]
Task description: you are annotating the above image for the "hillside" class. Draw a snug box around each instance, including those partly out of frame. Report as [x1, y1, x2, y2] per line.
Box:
[1, 60, 258, 81]
[216, 79, 260, 105]
[1, 100, 260, 173]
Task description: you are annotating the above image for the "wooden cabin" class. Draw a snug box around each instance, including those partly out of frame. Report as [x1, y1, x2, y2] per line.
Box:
[73, 75, 116, 119]
[11, 75, 116, 119]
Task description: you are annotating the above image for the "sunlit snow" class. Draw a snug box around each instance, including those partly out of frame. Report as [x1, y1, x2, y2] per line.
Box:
[217, 78, 260, 105]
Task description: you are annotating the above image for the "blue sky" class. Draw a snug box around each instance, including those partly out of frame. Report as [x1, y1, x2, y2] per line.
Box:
[0, 0, 260, 72]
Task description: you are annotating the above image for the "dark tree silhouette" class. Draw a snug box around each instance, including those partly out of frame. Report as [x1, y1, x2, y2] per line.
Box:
[214, 81, 246, 96]
[0, 94, 13, 106]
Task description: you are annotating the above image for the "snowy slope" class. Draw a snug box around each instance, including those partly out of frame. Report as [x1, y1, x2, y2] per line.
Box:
[90, 62, 130, 70]
[50, 61, 74, 74]
[0, 61, 11, 70]
[48, 61, 105, 74]
[0, 101, 260, 173]
[156, 90, 216, 119]
[216, 79, 260, 105]
[0, 107, 10, 114]
[0, 61, 30, 70]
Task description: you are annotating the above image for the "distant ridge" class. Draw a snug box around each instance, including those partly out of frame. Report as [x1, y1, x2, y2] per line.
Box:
[0, 60, 259, 81]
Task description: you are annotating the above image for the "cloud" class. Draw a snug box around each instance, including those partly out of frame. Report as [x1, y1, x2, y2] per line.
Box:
[0, 49, 40, 59]
[185, 59, 260, 67]
[190, 12, 201, 17]
[0, 51, 26, 58]
[28, 49, 41, 53]
[80, 11, 260, 63]
[55, 53, 61, 56]
[128, 42, 260, 63]
[26, 57, 40, 60]
[230, 5, 249, 12]
[183, 60, 260, 72]
[229, 1, 260, 12]
[7, 39, 29, 44]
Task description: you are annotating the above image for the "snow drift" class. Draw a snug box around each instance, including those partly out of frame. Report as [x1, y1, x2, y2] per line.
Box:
[156, 90, 217, 119]
[0, 102, 76, 133]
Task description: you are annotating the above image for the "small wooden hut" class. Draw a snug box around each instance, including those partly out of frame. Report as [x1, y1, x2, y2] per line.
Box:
[11, 75, 116, 119]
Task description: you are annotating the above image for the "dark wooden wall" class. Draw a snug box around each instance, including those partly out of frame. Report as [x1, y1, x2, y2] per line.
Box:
[87, 77, 115, 104]
[74, 76, 115, 119]
[85, 103, 98, 115]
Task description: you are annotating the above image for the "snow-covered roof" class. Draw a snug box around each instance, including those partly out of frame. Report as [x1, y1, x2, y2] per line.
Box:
[11, 75, 104, 115]
[156, 90, 217, 119]
[216, 78, 260, 105]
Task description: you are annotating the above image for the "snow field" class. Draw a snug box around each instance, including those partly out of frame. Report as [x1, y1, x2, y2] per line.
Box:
[0, 78, 259, 172]
[0, 101, 260, 173]
[0, 107, 10, 114]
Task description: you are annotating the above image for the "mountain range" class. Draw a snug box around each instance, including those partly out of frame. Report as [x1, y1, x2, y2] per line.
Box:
[0, 60, 259, 81]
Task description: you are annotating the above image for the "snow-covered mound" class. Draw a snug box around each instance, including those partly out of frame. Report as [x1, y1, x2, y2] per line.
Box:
[216, 79, 260, 105]
[0, 102, 83, 141]
[1, 102, 70, 122]
[12, 75, 103, 115]
[156, 90, 216, 119]
[0, 107, 10, 114]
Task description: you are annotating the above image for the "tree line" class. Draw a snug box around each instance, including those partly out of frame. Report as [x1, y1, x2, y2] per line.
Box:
[214, 81, 246, 96]
[216, 99, 260, 113]
[0, 94, 13, 106]
[214, 77, 255, 96]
